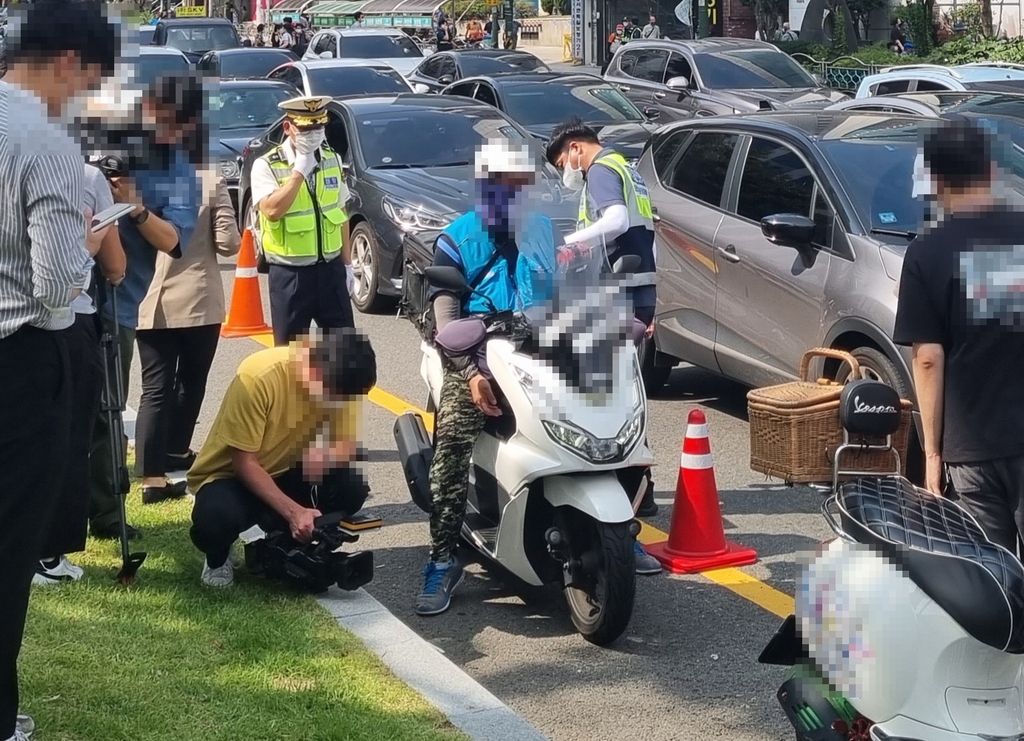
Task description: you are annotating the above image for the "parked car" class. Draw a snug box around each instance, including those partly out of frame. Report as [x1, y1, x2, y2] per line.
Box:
[196, 47, 298, 79]
[407, 49, 550, 93]
[238, 94, 573, 312]
[302, 28, 423, 77]
[266, 59, 414, 98]
[151, 17, 240, 64]
[604, 38, 846, 122]
[854, 62, 1024, 98]
[209, 79, 295, 218]
[828, 89, 1024, 117]
[441, 72, 659, 162]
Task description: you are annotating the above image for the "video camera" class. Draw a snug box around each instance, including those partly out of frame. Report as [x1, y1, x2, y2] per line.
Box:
[244, 511, 383, 594]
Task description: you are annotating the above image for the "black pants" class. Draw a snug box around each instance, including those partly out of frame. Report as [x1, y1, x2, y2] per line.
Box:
[89, 319, 135, 530]
[134, 324, 220, 478]
[190, 466, 369, 569]
[41, 314, 102, 558]
[947, 455, 1024, 554]
[268, 259, 353, 347]
[0, 326, 71, 738]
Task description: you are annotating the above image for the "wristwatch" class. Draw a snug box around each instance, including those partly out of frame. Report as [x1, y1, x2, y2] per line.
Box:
[129, 207, 150, 226]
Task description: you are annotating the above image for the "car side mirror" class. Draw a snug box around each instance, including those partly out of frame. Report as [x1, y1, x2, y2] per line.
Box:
[413, 82, 430, 93]
[761, 213, 816, 248]
[612, 254, 642, 274]
[425, 266, 469, 293]
[643, 106, 660, 120]
[319, 51, 333, 59]
[438, 74, 454, 85]
[813, 73, 826, 86]
[666, 76, 690, 91]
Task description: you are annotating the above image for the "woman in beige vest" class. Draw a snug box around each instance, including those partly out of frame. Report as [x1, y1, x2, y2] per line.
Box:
[134, 169, 241, 503]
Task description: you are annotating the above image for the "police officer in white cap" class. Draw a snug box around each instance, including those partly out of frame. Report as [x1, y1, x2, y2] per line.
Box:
[250, 95, 355, 346]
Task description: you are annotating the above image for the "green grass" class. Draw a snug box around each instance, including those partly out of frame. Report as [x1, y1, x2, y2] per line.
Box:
[19, 478, 468, 741]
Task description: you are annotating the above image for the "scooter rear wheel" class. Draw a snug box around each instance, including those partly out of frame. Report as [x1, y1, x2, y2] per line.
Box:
[561, 512, 636, 645]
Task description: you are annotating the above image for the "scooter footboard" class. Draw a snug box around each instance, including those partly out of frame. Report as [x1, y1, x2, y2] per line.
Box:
[543, 474, 635, 523]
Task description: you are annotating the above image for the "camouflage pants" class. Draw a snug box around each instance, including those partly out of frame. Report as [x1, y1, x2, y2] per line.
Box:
[429, 371, 487, 564]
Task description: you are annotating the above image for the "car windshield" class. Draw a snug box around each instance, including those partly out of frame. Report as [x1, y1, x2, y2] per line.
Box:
[307, 67, 411, 97]
[341, 34, 422, 60]
[218, 50, 294, 78]
[134, 53, 191, 86]
[694, 50, 816, 90]
[459, 53, 549, 76]
[357, 109, 526, 168]
[502, 83, 643, 127]
[165, 25, 238, 53]
[210, 86, 294, 130]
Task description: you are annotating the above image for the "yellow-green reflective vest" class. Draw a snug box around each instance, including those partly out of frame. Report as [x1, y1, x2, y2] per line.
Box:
[577, 151, 655, 230]
[257, 145, 347, 266]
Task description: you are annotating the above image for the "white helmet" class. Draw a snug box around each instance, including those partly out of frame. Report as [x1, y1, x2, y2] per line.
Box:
[474, 139, 536, 179]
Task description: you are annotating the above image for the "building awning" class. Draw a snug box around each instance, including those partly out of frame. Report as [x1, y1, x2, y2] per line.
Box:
[357, 0, 443, 15]
[269, 0, 317, 22]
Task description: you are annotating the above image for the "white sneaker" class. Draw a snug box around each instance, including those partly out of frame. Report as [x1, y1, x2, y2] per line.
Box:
[32, 556, 83, 587]
[201, 559, 234, 588]
[16, 712, 34, 738]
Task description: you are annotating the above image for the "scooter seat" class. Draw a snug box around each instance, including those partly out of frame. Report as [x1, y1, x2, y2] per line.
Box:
[836, 475, 1024, 653]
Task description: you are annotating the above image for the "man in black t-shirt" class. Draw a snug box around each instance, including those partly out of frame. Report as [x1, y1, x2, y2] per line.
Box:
[893, 119, 1024, 553]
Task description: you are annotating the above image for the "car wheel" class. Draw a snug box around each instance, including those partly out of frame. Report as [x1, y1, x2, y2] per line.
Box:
[833, 345, 923, 484]
[349, 221, 390, 314]
[638, 335, 671, 395]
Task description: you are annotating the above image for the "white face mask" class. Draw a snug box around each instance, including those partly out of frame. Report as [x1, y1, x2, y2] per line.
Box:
[294, 128, 325, 155]
[562, 148, 584, 192]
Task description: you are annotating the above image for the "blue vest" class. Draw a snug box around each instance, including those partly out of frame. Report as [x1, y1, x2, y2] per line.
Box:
[441, 211, 558, 314]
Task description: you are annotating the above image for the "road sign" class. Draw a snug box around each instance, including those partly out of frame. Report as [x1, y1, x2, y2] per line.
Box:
[176, 5, 207, 17]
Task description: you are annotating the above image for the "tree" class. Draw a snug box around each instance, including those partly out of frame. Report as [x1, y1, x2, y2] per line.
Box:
[846, 0, 886, 39]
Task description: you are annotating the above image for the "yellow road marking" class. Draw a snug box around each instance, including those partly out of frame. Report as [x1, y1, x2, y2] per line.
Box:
[245, 330, 793, 619]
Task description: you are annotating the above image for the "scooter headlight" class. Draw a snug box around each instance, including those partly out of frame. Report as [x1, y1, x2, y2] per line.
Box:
[543, 405, 645, 464]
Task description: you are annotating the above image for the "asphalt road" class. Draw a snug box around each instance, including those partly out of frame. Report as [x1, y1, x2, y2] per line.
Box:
[126, 264, 833, 741]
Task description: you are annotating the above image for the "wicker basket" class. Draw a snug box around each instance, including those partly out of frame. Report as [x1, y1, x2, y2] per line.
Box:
[747, 348, 913, 484]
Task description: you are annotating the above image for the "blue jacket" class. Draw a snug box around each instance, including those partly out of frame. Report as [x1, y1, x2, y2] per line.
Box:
[435, 211, 558, 314]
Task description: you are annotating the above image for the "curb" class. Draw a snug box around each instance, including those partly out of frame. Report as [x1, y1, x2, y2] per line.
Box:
[318, 587, 551, 741]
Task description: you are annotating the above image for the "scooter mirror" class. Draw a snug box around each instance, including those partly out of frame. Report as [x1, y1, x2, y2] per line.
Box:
[612, 254, 641, 274]
[424, 266, 469, 293]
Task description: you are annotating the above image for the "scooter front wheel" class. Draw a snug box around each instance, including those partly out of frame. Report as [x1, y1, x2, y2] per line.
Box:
[561, 512, 636, 645]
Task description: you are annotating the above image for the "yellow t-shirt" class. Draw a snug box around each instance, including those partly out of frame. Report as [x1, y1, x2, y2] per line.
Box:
[187, 345, 363, 494]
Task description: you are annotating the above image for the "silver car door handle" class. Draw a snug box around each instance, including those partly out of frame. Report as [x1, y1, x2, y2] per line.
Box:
[617, 84, 631, 92]
[651, 205, 661, 222]
[716, 243, 741, 263]
[653, 91, 667, 99]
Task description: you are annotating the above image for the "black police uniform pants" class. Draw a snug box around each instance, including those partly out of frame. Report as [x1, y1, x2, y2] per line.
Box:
[0, 327, 71, 739]
[269, 259, 354, 347]
[948, 455, 1024, 555]
[190, 466, 370, 570]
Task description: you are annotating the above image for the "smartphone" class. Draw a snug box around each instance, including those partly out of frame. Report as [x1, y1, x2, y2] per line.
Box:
[91, 203, 136, 233]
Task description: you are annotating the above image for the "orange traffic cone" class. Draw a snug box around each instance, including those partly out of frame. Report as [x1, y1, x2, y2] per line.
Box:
[645, 409, 758, 574]
[222, 229, 272, 339]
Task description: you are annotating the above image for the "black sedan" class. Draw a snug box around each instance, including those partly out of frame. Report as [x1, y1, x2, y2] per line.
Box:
[197, 48, 298, 79]
[238, 94, 573, 313]
[441, 72, 659, 162]
[267, 59, 413, 98]
[407, 49, 549, 93]
[210, 79, 296, 216]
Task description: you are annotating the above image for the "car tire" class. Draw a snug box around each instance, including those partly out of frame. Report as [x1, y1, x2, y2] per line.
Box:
[349, 221, 390, 314]
[638, 335, 671, 395]
[833, 345, 923, 483]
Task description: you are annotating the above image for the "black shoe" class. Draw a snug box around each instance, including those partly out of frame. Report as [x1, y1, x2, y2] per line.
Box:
[637, 486, 659, 518]
[142, 480, 188, 504]
[165, 451, 197, 473]
[91, 522, 142, 540]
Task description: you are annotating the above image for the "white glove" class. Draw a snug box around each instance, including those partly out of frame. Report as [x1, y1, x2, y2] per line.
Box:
[293, 152, 316, 178]
[346, 263, 355, 296]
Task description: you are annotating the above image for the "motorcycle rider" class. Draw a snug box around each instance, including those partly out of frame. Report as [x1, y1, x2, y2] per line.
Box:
[545, 117, 663, 535]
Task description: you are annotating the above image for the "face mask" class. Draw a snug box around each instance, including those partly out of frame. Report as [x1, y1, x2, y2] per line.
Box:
[478, 179, 520, 231]
[562, 148, 584, 192]
[294, 128, 325, 154]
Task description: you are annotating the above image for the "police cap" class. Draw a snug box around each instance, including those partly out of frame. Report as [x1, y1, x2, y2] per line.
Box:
[279, 95, 333, 127]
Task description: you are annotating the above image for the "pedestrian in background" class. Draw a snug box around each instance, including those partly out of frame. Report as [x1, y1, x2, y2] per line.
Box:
[33, 162, 127, 586]
[642, 14, 660, 38]
[0, 3, 120, 737]
[134, 169, 240, 504]
[89, 72, 201, 541]
[894, 119, 1024, 553]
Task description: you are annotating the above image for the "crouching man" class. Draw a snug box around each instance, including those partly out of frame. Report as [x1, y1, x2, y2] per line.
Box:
[187, 328, 376, 587]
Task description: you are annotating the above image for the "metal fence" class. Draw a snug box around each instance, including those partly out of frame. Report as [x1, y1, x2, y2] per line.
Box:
[791, 53, 885, 91]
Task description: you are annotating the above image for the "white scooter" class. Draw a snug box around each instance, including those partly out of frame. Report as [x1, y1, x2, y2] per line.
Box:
[760, 378, 1024, 741]
[394, 231, 654, 645]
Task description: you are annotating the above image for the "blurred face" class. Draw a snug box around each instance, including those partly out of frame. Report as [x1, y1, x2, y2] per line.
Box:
[142, 98, 193, 146]
[650, 16, 656, 24]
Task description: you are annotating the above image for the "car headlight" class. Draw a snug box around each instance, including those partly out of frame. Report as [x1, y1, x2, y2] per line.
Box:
[382, 196, 452, 232]
[220, 158, 240, 180]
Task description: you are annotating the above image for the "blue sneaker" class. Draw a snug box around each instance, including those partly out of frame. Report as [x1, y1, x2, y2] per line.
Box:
[416, 560, 465, 616]
[634, 541, 662, 575]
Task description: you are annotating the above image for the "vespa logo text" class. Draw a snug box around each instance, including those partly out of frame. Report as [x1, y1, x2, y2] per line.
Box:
[853, 396, 897, 414]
